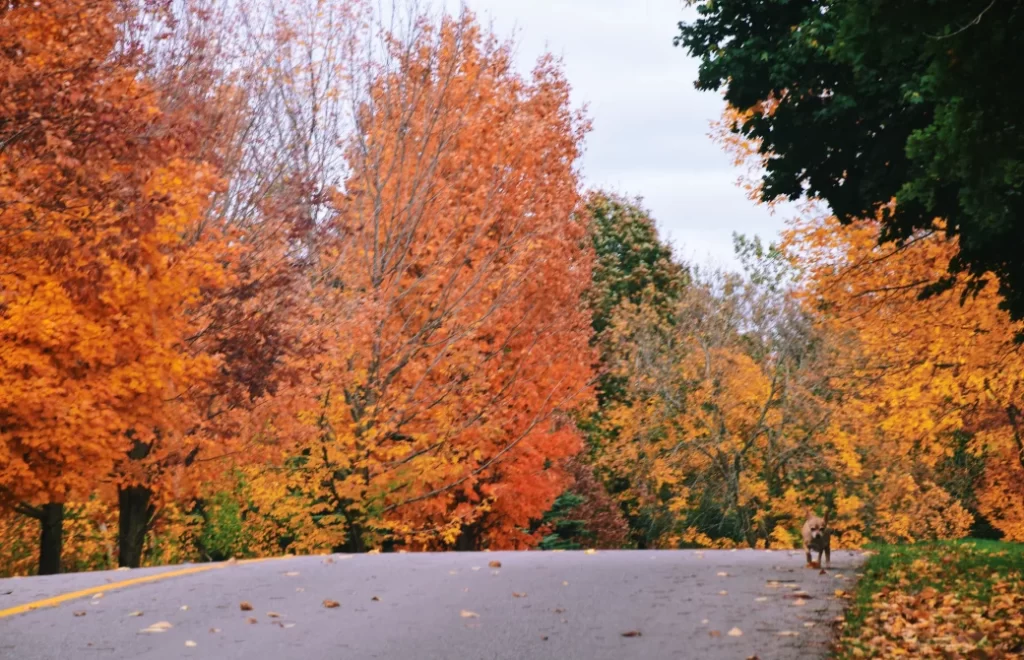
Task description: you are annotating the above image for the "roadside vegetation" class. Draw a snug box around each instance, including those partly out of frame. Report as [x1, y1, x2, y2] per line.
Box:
[834, 541, 1024, 659]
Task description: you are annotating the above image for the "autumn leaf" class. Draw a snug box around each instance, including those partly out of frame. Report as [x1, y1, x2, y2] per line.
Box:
[728, 627, 743, 637]
[322, 600, 340, 609]
[488, 561, 502, 569]
[140, 621, 173, 633]
[460, 610, 479, 618]
[240, 602, 253, 611]
[621, 630, 641, 637]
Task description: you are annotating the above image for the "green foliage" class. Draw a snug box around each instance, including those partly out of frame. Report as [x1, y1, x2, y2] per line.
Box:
[586, 192, 688, 340]
[196, 490, 253, 561]
[677, 0, 1024, 320]
[537, 492, 588, 550]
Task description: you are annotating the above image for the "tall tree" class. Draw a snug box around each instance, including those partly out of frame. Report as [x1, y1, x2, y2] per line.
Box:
[0, 0, 232, 572]
[677, 0, 1024, 320]
[244, 8, 596, 553]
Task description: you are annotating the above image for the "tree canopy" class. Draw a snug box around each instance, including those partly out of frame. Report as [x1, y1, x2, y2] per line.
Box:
[677, 0, 1024, 319]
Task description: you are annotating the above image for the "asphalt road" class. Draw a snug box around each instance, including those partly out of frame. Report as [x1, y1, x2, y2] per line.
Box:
[0, 549, 866, 660]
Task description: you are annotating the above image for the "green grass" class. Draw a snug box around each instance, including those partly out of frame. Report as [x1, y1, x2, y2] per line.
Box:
[834, 539, 1024, 658]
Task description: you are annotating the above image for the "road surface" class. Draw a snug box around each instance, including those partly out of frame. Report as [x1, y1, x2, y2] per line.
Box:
[0, 549, 866, 659]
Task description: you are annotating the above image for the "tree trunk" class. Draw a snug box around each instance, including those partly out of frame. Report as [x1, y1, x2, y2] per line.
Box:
[38, 503, 64, 576]
[454, 522, 481, 551]
[341, 520, 366, 553]
[118, 485, 155, 568]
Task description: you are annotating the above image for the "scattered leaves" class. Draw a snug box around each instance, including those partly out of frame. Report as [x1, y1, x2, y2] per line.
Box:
[621, 630, 641, 637]
[728, 627, 743, 637]
[240, 601, 253, 611]
[185, 640, 197, 648]
[512, 592, 526, 598]
[460, 610, 479, 618]
[267, 611, 281, 618]
[73, 611, 86, 617]
[322, 600, 340, 609]
[488, 560, 501, 568]
[246, 617, 258, 624]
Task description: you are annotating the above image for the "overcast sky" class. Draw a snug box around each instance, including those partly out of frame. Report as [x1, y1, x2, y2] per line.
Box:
[441, 0, 791, 267]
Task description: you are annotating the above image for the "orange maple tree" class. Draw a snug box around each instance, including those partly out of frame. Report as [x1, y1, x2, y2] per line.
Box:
[240, 9, 596, 553]
[0, 0, 238, 572]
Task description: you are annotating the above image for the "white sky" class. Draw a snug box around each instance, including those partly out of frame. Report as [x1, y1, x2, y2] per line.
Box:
[442, 0, 793, 267]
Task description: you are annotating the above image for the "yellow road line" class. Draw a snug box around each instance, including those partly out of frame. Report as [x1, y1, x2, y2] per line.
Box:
[1, 562, 226, 619]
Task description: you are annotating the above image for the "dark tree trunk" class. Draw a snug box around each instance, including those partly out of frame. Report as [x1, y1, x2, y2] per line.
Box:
[340, 520, 366, 553]
[38, 503, 64, 576]
[454, 522, 481, 551]
[118, 485, 155, 568]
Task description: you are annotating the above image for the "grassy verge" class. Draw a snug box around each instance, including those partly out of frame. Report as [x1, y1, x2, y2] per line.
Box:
[834, 540, 1024, 658]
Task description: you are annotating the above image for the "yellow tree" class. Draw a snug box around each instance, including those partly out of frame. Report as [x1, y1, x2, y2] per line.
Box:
[597, 240, 842, 548]
[785, 212, 1020, 540]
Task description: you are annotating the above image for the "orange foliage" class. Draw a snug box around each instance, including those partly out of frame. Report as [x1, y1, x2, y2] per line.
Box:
[786, 213, 1024, 541]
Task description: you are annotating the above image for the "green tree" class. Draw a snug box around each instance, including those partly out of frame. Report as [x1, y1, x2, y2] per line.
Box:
[676, 0, 1024, 319]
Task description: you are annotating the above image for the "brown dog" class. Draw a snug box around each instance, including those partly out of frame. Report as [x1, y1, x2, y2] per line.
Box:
[802, 509, 831, 568]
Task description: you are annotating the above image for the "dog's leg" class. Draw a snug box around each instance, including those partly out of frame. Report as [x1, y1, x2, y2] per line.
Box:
[825, 546, 831, 567]
[817, 549, 823, 567]
[805, 548, 812, 566]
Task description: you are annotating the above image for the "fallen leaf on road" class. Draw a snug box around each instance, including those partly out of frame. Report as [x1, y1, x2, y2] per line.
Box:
[240, 601, 253, 611]
[322, 557, 335, 564]
[73, 611, 86, 617]
[185, 640, 197, 648]
[834, 589, 847, 597]
[719, 590, 728, 595]
[512, 592, 526, 598]
[296, 588, 304, 592]
[717, 571, 729, 577]
[209, 628, 220, 633]
[127, 611, 143, 617]
[553, 608, 565, 613]
[728, 627, 743, 637]
[803, 622, 815, 628]
[488, 560, 502, 568]
[460, 610, 479, 618]
[284, 571, 300, 577]
[792, 599, 807, 606]
[584, 549, 597, 555]
[541, 635, 549, 641]
[140, 621, 173, 633]
[778, 631, 800, 637]
[180, 605, 189, 611]
[368, 548, 381, 555]
[562, 581, 569, 586]
[371, 596, 380, 601]
[91, 592, 103, 599]
[282, 623, 296, 629]
[246, 617, 258, 624]
[621, 630, 641, 637]
[709, 630, 722, 637]
[701, 619, 709, 624]
[766, 581, 781, 588]
[471, 566, 481, 571]
[448, 570, 458, 575]
[755, 597, 768, 602]
[267, 611, 281, 618]
[322, 600, 340, 609]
